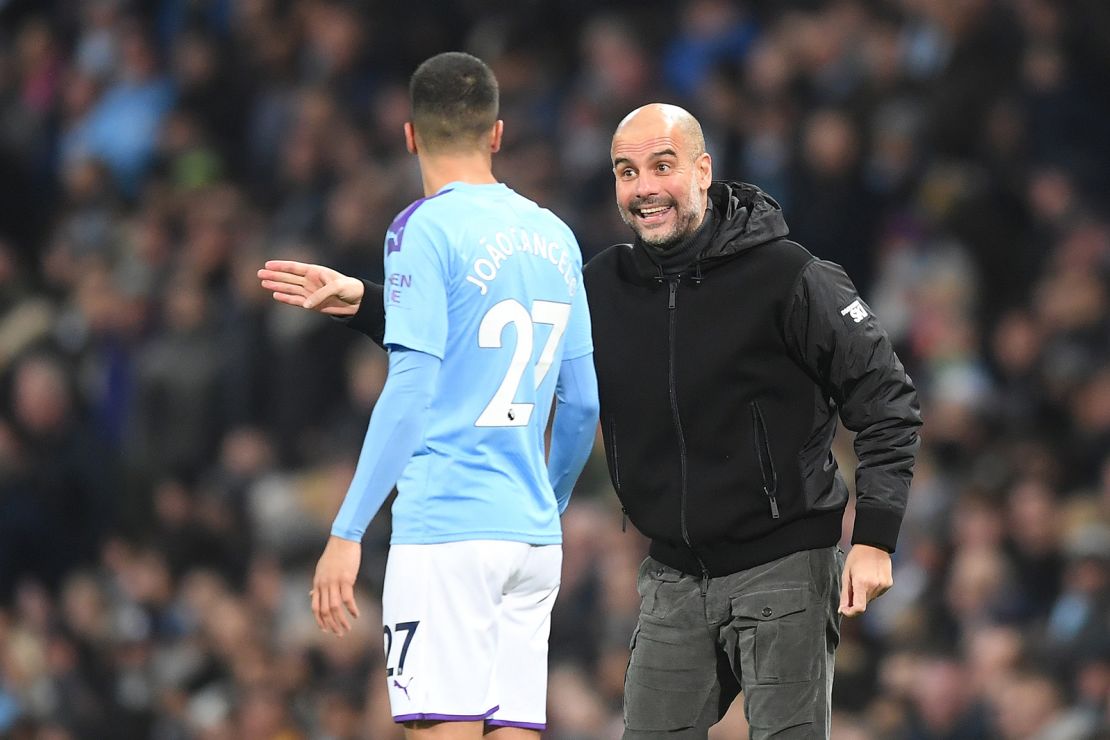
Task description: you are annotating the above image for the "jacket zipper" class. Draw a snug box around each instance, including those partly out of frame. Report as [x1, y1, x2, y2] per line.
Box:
[667, 279, 711, 593]
[608, 415, 621, 490]
[750, 401, 780, 519]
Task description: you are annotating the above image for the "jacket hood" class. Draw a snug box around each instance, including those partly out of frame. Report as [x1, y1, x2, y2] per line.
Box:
[702, 181, 789, 260]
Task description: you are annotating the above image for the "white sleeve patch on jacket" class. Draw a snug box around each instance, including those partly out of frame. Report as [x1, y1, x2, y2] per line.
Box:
[840, 299, 869, 323]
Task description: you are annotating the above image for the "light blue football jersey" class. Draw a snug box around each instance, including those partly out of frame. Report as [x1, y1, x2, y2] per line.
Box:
[381, 181, 592, 545]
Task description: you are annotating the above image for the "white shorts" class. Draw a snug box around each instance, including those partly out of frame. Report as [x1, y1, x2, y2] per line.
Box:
[381, 540, 562, 729]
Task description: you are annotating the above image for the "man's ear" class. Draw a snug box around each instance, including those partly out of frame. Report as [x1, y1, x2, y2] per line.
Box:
[404, 122, 418, 155]
[696, 151, 713, 190]
[489, 120, 504, 153]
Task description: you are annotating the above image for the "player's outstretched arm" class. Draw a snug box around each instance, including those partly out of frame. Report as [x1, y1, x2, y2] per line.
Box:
[258, 260, 366, 316]
[258, 260, 387, 345]
[548, 352, 600, 514]
[313, 346, 440, 636]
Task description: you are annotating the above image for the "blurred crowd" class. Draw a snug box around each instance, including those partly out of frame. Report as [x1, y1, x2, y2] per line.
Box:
[0, 0, 1108, 738]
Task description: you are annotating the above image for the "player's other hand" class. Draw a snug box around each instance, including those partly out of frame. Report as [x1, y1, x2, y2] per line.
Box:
[838, 544, 893, 617]
[312, 535, 362, 636]
[258, 260, 364, 316]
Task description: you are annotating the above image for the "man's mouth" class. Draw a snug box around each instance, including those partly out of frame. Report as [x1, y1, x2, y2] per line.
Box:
[634, 203, 672, 225]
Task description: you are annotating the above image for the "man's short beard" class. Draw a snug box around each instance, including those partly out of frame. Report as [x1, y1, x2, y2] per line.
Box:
[622, 206, 703, 250]
[639, 228, 684, 250]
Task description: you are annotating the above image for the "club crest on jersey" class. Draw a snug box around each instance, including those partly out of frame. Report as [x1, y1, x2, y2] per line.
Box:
[840, 299, 868, 323]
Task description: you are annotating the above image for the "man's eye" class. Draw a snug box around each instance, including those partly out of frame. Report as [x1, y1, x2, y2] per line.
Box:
[657, 163, 670, 172]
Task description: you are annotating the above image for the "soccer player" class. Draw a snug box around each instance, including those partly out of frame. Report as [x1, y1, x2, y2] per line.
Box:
[262, 52, 598, 738]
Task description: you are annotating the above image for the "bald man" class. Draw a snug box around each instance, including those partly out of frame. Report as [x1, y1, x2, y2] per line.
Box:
[258, 103, 921, 739]
[583, 103, 920, 738]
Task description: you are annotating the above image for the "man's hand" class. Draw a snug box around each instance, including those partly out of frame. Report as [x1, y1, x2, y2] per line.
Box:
[838, 544, 893, 617]
[258, 260, 364, 316]
[311, 535, 362, 636]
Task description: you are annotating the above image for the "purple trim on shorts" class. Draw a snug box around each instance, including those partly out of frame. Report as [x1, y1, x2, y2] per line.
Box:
[393, 705, 499, 723]
[486, 719, 546, 730]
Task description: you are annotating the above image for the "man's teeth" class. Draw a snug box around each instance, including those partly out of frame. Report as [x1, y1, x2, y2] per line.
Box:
[640, 206, 668, 216]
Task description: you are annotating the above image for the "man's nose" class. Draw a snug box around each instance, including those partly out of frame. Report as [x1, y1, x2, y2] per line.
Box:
[635, 171, 659, 198]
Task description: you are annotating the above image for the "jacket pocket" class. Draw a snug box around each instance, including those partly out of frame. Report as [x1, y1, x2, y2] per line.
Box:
[797, 394, 843, 512]
[750, 401, 780, 519]
[605, 414, 630, 531]
[605, 413, 621, 491]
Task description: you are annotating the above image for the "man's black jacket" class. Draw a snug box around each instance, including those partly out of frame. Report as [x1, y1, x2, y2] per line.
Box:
[584, 181, 920, 577]
[346, 181, 921, 578]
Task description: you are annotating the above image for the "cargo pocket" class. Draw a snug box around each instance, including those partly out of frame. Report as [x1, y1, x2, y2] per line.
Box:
[624, 632, 716, 730]
[744, 681, 818, 736]
[730, 587, 820, 684]
[730, 587, 820, 734]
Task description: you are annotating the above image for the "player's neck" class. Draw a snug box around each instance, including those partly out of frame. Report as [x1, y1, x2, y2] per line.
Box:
[418, 153, 498, 195]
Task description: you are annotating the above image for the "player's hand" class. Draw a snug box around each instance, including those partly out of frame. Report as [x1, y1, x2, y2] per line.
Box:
[258, 260, 365, 317]
[311, 535, 362, 636]
[838, 544, 893, 617]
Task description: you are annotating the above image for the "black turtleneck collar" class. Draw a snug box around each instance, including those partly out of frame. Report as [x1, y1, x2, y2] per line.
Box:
[638, 199, 717, 277]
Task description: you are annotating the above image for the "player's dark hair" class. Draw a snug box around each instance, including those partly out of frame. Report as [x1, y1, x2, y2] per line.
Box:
[410, 52, 499, 153]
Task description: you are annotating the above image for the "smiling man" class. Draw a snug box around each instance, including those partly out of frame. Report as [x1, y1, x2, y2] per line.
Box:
[583, 104, 921, 739]
[612, 107, 710, 248]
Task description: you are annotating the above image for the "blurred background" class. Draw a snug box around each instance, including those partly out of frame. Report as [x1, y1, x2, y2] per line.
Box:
[0, 0, 1108, 737]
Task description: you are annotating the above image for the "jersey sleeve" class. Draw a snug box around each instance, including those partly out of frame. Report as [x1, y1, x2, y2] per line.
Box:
[548, 352, 599, 513]
[330, 348, 440, 541]
[560, 237, 593, 360]
[382, 213, 451, 358]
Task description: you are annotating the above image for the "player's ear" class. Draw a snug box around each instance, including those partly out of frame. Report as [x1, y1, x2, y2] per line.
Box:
[489, 120, 503, 154]
[404, 122, 418, 155]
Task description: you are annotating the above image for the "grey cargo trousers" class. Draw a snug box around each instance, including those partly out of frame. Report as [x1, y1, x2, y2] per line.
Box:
[623, 546, 844, 739]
